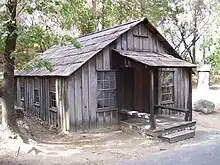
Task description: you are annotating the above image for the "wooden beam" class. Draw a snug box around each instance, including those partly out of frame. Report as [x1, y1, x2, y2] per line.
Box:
[149, 68, 156, 130]
[133, 34, 149, 38]
[187, 69, 193, 121]
[155, 105, 190, 113]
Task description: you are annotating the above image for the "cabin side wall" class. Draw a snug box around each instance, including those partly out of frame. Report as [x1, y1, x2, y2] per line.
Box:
[15, 76, 68, 130]
[67, 45, 118, 132]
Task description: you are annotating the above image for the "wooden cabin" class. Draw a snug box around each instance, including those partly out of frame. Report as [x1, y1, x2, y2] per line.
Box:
[15, 18, 196, 141]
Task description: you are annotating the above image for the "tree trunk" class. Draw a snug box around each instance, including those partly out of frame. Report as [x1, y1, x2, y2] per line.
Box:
[1, 0, 19, 133]
[192, 29, 197, 63]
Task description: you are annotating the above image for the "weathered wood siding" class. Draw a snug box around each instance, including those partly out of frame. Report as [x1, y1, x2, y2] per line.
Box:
[174, 68, 190, 110]
[67, 46, 118, 132]
[15, 76, 68, 131]
[112, 21, 171, 113]
[113, 21, 191, 117]
[116, 22, 169, 53]
[156, 68, 191, 118]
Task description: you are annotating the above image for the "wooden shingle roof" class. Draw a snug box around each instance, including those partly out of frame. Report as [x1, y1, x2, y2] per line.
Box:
[15, 19, 144, 76]
[114, 49, 196, 68]
[15, 17, 184, 77]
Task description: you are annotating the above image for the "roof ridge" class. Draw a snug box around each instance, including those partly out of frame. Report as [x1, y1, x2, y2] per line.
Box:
[77, 19, 142, 39]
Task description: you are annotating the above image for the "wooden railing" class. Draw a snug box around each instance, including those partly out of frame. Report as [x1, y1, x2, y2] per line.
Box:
[155, 105, 192, 121]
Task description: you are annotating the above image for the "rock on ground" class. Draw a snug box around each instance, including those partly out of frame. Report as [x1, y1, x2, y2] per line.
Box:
[193, 99, 215, 114]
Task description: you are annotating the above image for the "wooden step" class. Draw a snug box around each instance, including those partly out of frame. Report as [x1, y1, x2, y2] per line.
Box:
[160, 130, 195, 143]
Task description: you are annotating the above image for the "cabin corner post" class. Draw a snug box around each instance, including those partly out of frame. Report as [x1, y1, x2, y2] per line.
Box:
[149, 67, 156, 130]
[187, 69, 193, 121]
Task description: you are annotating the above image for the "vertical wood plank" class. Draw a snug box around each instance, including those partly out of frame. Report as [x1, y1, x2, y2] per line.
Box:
[188, 69, 193, 121]
[138, 24, 143, 50]
[75, 69, 83, 131]
[44, 78, 49, 122]
[104, 111, 111, 126]
[61, 79, 66, 130]
[24, 78, 28, 113]
[142, 23, 149, 50]
[116, 36, 122, 50]
[133, 26, 139, 50]
[157, 68, 162, 114]
[96, 52, 103, 70]
[184, 69, 189, 121]
[121, 33, 127, 50]
[56, 79, 60, 128]
[82, 63, 90, 130]
[88, 58, 97, 129]
[56, 78, 65, 130]
[184, 70, 189, 109]
[67, 75, 76, 131]
[149, 68, 156, 129]
[174, 68, 178, 109]
[16, 77, 20, 107]
[109, 41, 116, 69]
[180, 69, 184, 109]
[103, 46, 110, 69]
[97, 112, 104, 128]
[29, 78, 34, 118]
[154, 35, 157, 52]
[40, 78, 44, 119]
[64, 80, 70, 131]
[127, 30, 133, 50]
[148, 31, 153, 52]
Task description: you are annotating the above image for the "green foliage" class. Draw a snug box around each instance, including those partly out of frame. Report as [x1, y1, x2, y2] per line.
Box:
[203, 4, 220, 74]
[0, 0, 81, 72]
[0, 0, 218, 73]
[60, 0, 97, 35]
[208, 41, 220, 74]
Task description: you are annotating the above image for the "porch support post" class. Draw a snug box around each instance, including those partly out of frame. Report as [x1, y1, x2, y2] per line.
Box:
[149, 68, 156, 129]
[187, 69, 193, 121]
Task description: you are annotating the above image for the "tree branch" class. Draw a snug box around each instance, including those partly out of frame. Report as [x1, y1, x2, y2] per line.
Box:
[180, 32, 204, 57]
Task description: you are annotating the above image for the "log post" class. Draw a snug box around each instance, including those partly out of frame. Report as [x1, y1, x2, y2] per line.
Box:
[149, 68, 156, 129]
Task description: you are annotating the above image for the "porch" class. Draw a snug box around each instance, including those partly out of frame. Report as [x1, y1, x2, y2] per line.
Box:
[119, 109, 196, 142]
[112, 49, 196, 142]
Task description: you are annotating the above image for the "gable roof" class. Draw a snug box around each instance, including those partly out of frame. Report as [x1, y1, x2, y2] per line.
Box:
[114, 49, 196, 68]
[15, 18, 180, 77]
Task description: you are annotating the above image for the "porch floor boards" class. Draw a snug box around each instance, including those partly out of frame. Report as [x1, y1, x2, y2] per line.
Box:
[120, 115, 196, 137]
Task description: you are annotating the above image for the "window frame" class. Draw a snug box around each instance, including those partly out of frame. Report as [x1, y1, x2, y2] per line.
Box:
[49, 91, 57, 111]
[160, 70, 175, 104]
[48, 79, 57, 112]
[20, 86, 25, 101]
[97, 71, 116, 110]
[34, 88, 40, 106]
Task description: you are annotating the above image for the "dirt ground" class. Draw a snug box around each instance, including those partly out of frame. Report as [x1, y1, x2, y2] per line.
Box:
[1, 89, 220, 165]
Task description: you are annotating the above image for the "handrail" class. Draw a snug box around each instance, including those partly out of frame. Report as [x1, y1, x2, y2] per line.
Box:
[155, 105, 190, 113]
